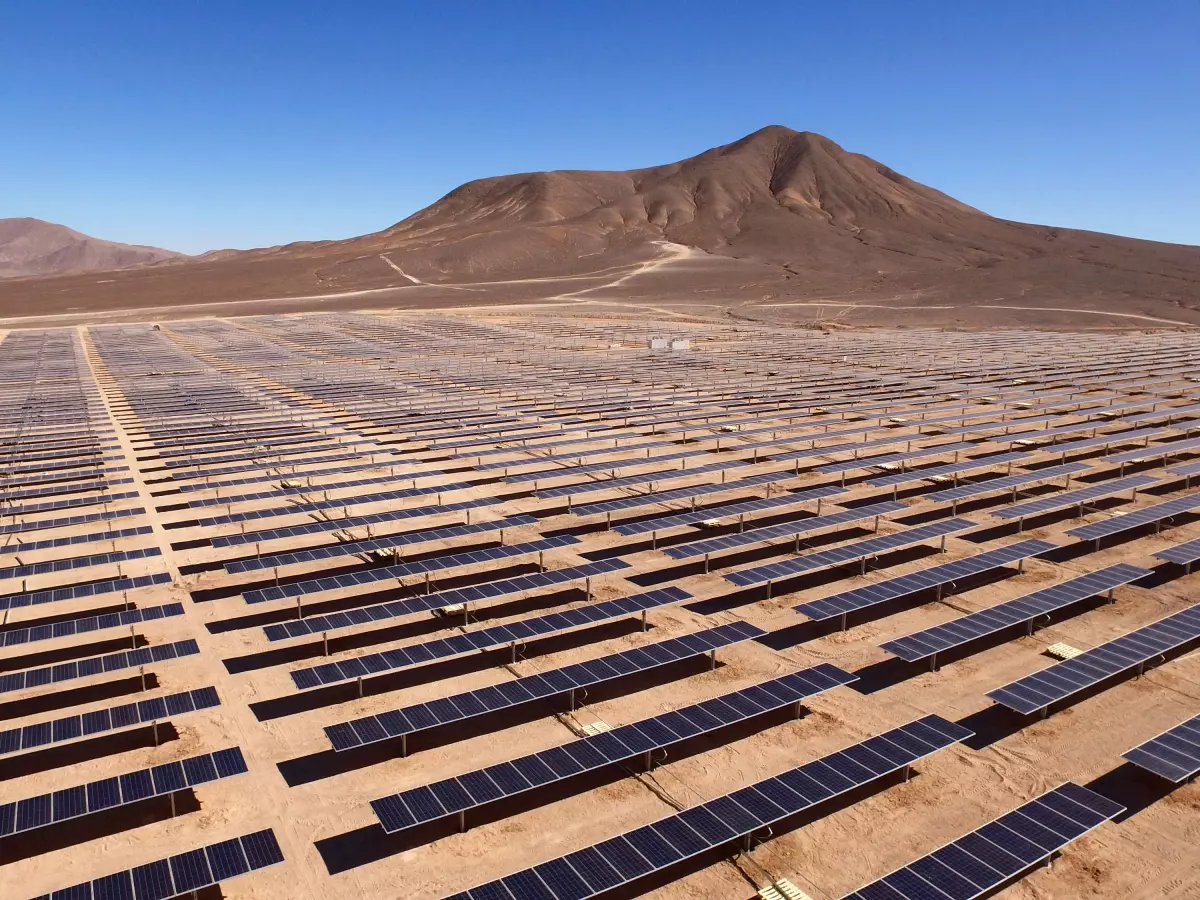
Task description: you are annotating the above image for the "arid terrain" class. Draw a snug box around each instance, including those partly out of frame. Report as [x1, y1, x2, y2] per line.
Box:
[1, 128, 1198, 328]
[2, 312, 1199, 900]
[0, 218, 182, 279]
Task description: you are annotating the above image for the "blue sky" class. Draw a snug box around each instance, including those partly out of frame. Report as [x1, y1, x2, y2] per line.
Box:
[2, 1, 1197, 254]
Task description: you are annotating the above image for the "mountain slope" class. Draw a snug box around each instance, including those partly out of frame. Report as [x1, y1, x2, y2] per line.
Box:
[0, 218, 182, 278]
[0, 127, 1197, 325]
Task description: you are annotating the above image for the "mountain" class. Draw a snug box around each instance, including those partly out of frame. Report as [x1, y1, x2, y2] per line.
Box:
[0, 218, 182, 278]
[1, 127, 1197, 327]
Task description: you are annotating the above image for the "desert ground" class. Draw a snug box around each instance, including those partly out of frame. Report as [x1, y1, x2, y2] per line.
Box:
[1, 311, 1199, 900]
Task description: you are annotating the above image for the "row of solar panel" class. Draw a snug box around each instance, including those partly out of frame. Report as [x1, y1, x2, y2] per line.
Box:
[243, 534, 579, 605]
[841, 782, 1125, 900]
[176, 458, 404, 492]
[0, 638, 199, 694]
[0, 506, 145, 537]
[263, 558, 631, 642]
[225, 514, 535, 574]
[724, 518, 977, 588]
[881, 563, 1151, 662]
[27, 828, 284, 900]
[326, 621, 767, 751]
[572, 471, 794, 517]
[795, 540, 1057, 623]
[663, 500, 907, 560]
[0, 601, 185, 648]
[291, 586, 692, 690]
[993, 474, 1158, 520]
[537, 459, 748, 499]
[1067, 492, 1200, 541]
[0, 525, 154, 557]
[1123, 712, 1200, 782]
[612, 484, 846, 536]
[184, 469, 444, 509]
[0, 747, 247, 837]
[0, 571, 172, 612]
[0, 476, 134, 504]
[988, 602, 1200, 714]
[0, 686, 220, 756]
[190, 480, 484, 528]
[371, 662, 857, 834]
[2, 490, 139, 517]
[444, 714, 973, 900]
[0, 545, 162, 581]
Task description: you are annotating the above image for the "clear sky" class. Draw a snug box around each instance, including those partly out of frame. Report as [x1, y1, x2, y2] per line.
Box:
[2, 1, 1197, 255]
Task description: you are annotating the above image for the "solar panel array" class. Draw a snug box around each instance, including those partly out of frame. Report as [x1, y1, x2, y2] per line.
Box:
[992, 474, 1159, 521]
[445, 715, 973, 900]
[262, 558, 632, 642]
[0, 638, 200, 694]
[0, 687, 221, 756]
[242, 534, 579, 604]
[724, 518, 977, 588]
[223, 513, 536, 572]
[28, 828, 285, 900]
[795, 540, 1056, 623]
[0, 601, 184, 648]
[662, 500, 907, 560]
[290, 586, 693, 689]
[1066, 493, 1200, 542]
[841, 783, 1124, 900]
[611, 484, 846, 536]
[326, 622, 767, 751]
[0, 747, 247, 836]
[988, 603, 1200, 714]
[1122, 713, 1200, 782]
[372, 663, 858, 834]
[881, 563, 1150, 663]
[0, 571, 173, 612]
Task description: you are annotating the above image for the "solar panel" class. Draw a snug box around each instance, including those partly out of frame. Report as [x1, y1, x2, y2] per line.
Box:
[0, 525, 154, 557]
[209, 497, 501, 547]
[612, 485, 846, 536]
[1, 490, 139, 517]
[0, 638, 200, 694]
[0, 546, 163, 581]
[0, 601, 185, 648]
[371, 663, 858, 834]
[988, 603, 1200, 715]
[191, 486, 498, 529]
[813, 441, 978, 475]
[841, 782, 1124, 899]
[0, 572, 173, 613]
[0, 687, 220, 757]
[794, 539, 1056, 624]
[0, 747, 247, 837]
[0, 477, 134, 504]
[925, 462, 1091, 504]
[1123, 712, 1200, 782]
[724, 518, 977, 588]
[1155, 536, 1200, 567]
[27, 828, 283, 900]
[225, 515, 535, 574]
[505, 449, 712, 483]
[262, 558, 632, 642]
[536, 459, 748, 499]
[571, 471, 794, 517]
[865, 451, 1030, 488]
[242, 535, 579, 605]
[662, 501, 906, 561]
[290, 587, 693, 690]
[444, 714, 972, 900]
[324, 621, 767, 752]
[1106, 434, 1200, 464]
[992, 474, 1159, 521]
[1066, 493, 1200, 542]
[185, 470, 443, 509]
[881, 563, 1151, 663]
[0, 506, 145, 536]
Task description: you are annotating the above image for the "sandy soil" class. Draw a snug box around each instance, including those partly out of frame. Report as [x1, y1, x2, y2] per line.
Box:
[1, 314, 1198, 900]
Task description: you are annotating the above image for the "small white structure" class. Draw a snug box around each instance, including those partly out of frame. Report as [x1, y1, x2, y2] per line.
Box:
[669, 338, 691, 351]
[648, 336, 669, 349]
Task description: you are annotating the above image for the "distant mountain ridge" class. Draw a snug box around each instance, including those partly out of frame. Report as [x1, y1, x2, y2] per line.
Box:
[0, 218, 182, 278]
[1, 126, 1197, 325]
